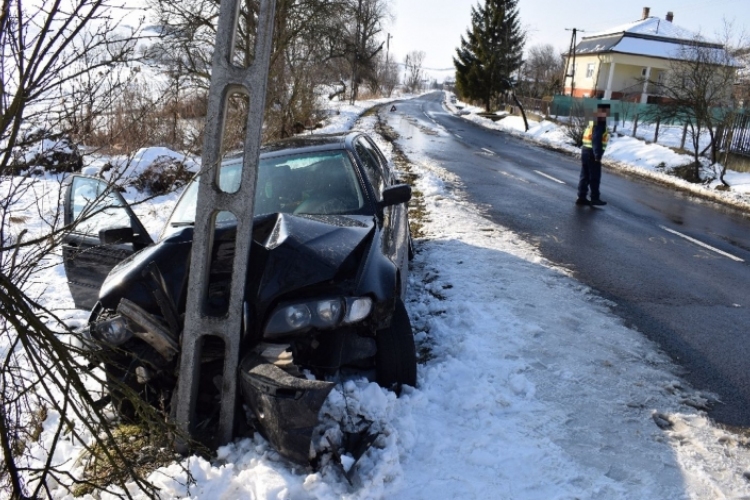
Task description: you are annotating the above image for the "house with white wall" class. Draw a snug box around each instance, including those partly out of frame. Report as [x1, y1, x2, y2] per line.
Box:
[563, 7, 730, 103]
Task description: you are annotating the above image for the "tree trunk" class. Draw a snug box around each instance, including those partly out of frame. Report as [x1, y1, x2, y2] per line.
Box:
[681, 123, 688, 150]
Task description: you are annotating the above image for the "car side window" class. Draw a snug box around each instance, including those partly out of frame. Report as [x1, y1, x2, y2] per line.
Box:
[362, 136, 392, 182]
[69, 176, 132, 236]
[354, 137, 385, 201]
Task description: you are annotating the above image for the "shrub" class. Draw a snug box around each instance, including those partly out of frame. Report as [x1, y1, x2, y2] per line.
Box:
[10, 130, 83, 174]
[132, 156, 193, 195]
[563, 103, 588, 148]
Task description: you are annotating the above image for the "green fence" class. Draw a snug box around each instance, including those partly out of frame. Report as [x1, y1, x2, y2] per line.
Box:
[550, 96, 659, 123]
[549, 95, 733, 127]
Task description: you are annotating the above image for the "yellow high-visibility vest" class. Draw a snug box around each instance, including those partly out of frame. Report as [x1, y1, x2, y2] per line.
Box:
[582, 121, 610, 150]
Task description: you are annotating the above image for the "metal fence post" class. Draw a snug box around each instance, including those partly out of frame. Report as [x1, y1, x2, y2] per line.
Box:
[174, 0, 277, 451]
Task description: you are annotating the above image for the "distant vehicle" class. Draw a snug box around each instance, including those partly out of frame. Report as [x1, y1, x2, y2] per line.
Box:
[61, 131, 416, 464]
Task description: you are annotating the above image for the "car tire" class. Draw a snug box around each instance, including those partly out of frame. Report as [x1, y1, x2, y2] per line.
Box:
[376, 299, 417, 393]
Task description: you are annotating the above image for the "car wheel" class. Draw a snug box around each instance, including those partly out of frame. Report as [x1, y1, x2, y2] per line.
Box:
[376, 299, 417, 393]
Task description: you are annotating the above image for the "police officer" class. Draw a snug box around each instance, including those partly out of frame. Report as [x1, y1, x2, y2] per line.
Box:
[577, 103, 610, 206]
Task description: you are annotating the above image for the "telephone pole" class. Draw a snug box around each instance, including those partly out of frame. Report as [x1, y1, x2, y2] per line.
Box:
[564, 28, 584, 97]
[386, 33, 392, 66]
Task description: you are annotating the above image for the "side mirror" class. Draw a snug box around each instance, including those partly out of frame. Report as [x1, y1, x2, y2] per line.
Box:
[380, 184, 412, 208]
[100, 226, 134, 245]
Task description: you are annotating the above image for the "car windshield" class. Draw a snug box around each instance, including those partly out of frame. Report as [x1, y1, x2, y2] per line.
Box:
[164, 150, 366, 237]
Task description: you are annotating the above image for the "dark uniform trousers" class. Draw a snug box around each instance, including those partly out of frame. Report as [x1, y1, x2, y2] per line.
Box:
[578, 147, 601, 201]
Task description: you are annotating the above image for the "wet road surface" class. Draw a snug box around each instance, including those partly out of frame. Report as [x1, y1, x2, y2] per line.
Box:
[384, 92, 750, 427]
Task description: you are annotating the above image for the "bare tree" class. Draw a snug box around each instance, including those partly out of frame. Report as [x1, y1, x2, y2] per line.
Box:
[732, 48, 750, 106]
[344, 0, 390, 103]
[0, 1, 168, 497]
[381, 56, 401, 97]
[364, 51, 398, 97]
[404, 50, 426, 94]
[646, 26, 742, 183]
[562, 101, 587, 148]
[617, 91, 641, 130]
[519, 44, 563, 98]
[147, 0, 392, 138]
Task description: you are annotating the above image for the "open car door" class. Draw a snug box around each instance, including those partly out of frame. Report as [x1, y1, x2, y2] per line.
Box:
[62, 175, 154, 310]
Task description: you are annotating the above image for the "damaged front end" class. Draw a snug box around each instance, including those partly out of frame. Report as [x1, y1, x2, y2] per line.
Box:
[81, 212, 397, 464]
[239, 349, 335, 464]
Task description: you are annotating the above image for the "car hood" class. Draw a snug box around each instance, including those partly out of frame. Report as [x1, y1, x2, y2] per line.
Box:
[98, 213, 376, 318]
[250, 213, 375, 303]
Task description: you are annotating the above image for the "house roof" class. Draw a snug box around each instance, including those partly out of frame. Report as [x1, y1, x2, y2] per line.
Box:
[585, 17, 699, 42]
[572, 16, 735, 64]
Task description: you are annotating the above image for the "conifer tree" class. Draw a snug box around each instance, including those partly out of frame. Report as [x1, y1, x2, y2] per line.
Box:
[454, 0, 525, 111]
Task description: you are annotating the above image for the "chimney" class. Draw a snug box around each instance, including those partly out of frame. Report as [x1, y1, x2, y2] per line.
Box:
[666, 11, 674, 22]
[642, 6, 651, 19]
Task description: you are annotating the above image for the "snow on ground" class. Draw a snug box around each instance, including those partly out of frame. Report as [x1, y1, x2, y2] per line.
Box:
[445, 93, 750, 209]
[82, 147, 200, 179]
[371, 112, 750, 499]
[8, 96, 750, 499]
[312, 97, 403, 135]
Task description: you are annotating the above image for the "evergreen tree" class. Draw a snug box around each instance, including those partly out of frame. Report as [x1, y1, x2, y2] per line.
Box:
[454, 0, 525, 111]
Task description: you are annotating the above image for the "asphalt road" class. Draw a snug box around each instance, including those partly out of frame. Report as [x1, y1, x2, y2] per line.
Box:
[383, 91, 750, 427]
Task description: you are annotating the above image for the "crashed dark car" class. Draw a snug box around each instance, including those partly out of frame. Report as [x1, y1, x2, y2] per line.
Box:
[62, 132, 416, 464]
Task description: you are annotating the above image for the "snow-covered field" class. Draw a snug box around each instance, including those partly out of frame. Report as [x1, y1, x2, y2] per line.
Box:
[7, 94, 750, 499]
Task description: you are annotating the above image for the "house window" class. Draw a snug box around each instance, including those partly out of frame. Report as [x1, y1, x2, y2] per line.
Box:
[586, 63, 595, 78]
[641, 67, 649, 77]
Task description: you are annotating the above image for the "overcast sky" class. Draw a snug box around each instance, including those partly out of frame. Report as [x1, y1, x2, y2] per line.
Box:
[387, 0, 750, 81]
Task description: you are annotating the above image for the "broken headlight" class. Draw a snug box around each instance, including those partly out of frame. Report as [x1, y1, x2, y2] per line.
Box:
[264, 297, 372, 338]
[92, 315, 133, 345]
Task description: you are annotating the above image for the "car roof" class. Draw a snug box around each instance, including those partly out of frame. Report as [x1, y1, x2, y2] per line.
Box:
[258, 132, 363, 158]
[220, 131, 372, 164]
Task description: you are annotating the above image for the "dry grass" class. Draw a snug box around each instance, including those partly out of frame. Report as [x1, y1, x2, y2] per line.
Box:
[375, 117, 427, 239]
[73, 424, 178, 497]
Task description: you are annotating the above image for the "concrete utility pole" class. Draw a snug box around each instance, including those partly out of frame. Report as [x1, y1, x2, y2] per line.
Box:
[564, 28, 584, 98]
[384, 32, 394, 96]
[174, 0, 277, 451]
[386, 32, 392, 66]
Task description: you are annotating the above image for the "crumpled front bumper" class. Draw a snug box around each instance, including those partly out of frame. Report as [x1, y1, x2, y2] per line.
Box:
[239, 353, 335, 464]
